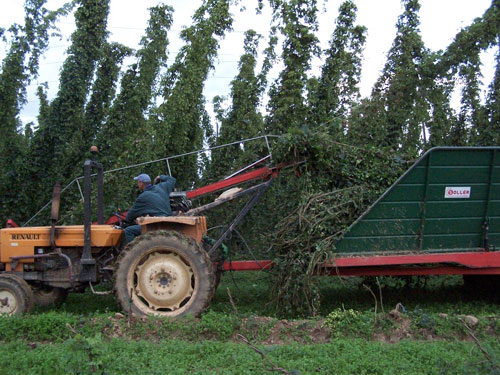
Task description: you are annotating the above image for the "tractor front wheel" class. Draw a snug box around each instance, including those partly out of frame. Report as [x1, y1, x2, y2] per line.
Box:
[114, 231, 215, 317]
[0, 274, 34, 315]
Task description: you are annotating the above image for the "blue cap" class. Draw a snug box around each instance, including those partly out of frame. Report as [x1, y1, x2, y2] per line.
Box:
[133, 173, 151, 183]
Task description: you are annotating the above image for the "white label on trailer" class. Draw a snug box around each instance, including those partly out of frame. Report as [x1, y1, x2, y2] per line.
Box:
[10, 243, 18, 247]
[444, 187, 471, 199]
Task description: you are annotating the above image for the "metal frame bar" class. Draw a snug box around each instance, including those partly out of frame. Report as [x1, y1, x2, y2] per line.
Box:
[323, 266, 500, 277]
[482, 149, 496, 249]
[330, 251, 500, 268]
[22, 135, 280, 226]
[76, 178, 84, 201]
[82, 159, 103, 272]
[186, 181, 272, 216]
[225, 155, 271, 179]
[208, 179, 274, 256]
[418, 151, 431, 250]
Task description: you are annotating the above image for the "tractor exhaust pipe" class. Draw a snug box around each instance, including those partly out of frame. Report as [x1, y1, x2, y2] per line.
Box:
[82, 146, 104, 280]
[50, 182, 61, 250]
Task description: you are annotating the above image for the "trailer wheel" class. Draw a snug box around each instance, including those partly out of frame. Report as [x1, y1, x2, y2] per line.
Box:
[34, 286, 68, 307]
[114, 231, 215, 317]
[0, 274, 34, 315]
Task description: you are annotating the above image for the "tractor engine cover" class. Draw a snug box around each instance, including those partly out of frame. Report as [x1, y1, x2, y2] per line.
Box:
[0, 226, 124, 265]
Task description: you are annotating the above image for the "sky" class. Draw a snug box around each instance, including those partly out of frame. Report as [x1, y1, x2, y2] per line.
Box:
[0, 0, 496, 127]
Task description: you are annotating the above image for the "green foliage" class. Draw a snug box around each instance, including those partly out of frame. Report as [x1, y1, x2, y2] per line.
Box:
[440, 1, 500, 73]
[95, 4, 174, 215]
[32, 0, 111, 181]
[0, 0, 498, 323]
[457, 53, 487, 145]
[0, 274, 499, 375]
[0, 273, 498, 343]
[409, 306, 437, 330]
[266, 0, 320, 134]
[0, 311, 77, 341]
[195, 310, 242, 340]
[308, 0, 366, 132]
[0, 0, 496, 229]
[270, 186, 365, 317]
[325, 308, 373, 338]
[347, 0, 500, 155]
[479, 47, 500, 145]
[268, 130, 407, 316]
[153, 0, 233, 189]
[438, 1, 500, 146]
[21, 0, 111, 225]
[83, 42, 132, 143]
[208, 31, 265, 177]
[365, 0, 430, 157]
[0, 0, 72, 224]
[423, 63, 457, 148]
[97, 3, 173, 166]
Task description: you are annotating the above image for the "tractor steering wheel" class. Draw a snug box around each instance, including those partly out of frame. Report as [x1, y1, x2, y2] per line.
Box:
[113, 211, 128, 228]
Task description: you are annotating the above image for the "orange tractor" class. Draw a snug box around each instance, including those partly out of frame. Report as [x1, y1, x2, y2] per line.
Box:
[0, 144, 282, 316]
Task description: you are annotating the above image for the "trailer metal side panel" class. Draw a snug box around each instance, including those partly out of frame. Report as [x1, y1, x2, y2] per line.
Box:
[334, 147, 500, 254]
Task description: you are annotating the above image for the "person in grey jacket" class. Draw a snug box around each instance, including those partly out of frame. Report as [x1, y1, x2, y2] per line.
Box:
[123, 173, 176, 244]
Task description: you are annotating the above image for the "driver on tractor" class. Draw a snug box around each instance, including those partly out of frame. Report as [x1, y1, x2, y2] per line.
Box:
[123, 173, 176, 244]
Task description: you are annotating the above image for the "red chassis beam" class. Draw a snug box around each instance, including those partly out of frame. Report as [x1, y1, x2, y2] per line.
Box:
[186, 165, 281, 200]
[223, 260, 273, 271]
[332, 251, 500, 269]
[322, 266, 500, 276]
[222, 251, 500, 276]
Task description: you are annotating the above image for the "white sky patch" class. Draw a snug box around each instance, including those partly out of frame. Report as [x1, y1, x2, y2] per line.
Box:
[0, 0, 496, 127]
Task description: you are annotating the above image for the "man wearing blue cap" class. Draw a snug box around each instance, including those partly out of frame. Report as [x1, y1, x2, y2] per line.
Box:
[123, 173, 176, 244]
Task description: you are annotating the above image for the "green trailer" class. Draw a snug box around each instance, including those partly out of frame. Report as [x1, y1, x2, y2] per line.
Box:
[324, 146, 500, 276]
[337, 147, 499, 253]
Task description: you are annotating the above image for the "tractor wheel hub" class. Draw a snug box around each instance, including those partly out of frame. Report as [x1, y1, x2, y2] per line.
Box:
[135, 253, 193, 311]
[0, 290, 17, 314]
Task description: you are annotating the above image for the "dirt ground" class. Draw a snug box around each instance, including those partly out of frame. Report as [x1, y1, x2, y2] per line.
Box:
[94, 310, 497, 345]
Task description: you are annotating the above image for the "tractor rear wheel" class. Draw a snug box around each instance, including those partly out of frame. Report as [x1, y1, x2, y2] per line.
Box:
[114, 231, 215, 317]
[34, 286, 68, 307]
[0, 274, 35, 315]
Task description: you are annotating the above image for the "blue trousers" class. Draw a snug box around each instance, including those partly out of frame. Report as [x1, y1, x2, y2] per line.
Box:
[124, 224, 142, 244]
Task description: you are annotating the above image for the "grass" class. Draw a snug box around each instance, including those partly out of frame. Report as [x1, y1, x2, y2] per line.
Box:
[2, 338, 499, 375]
[31, 272, 499, 318]
[1, 272, 498, 374]
[211, 271, 500, 317]
[8, 272, 495, 342]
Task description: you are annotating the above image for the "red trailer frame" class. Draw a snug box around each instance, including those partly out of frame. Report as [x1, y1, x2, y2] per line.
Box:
[221, 252, 500, 276]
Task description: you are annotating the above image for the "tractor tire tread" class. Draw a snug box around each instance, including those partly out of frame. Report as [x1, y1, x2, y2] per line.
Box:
[33, 287, 68, 307]
[113, 230, 215, 317]
[0, 273, 35, 314]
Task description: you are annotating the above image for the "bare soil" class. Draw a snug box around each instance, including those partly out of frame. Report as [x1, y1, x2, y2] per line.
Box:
[92, 311, 498, 345]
